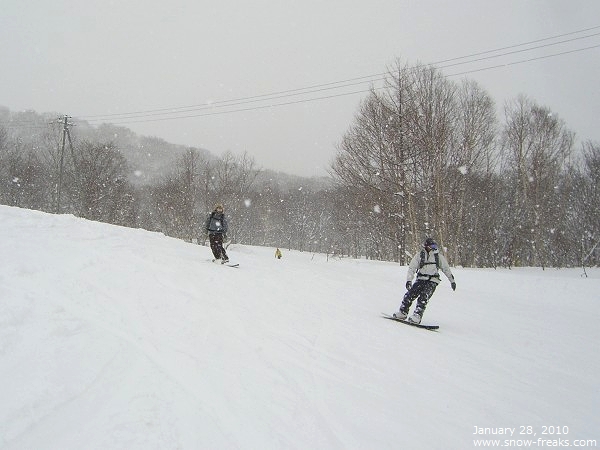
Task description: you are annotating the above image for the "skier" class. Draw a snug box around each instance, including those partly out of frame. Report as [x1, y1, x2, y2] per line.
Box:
[205, 203, 229, 263]
[393, 237, 456, 324]
[275, 248, 282, 259]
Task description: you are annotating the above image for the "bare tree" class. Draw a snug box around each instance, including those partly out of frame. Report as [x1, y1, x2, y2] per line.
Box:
[500, 95, 574, 267]
[404, 63, 458, 253]
[0, 126, 11, 204]
[0, 127, 53, 210]
[567, 141, 600, 267]
[176, 149, 205, 241]
[209, 151, 260, 243]
[331, 60, 497, 262]
[76, 141, 133, 224]
[448, 79, 498, 265]
[148, 149, 207, 240]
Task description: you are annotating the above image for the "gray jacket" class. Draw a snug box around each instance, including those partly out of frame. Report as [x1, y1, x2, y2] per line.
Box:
[406, 248, 454, 285]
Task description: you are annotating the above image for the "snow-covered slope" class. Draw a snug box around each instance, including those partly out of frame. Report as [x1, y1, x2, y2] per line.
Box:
[1, 206, 598, 449]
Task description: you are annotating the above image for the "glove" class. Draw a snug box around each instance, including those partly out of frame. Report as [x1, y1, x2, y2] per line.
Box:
[451, 282, 456, 291]
[405, 281, 412, 291]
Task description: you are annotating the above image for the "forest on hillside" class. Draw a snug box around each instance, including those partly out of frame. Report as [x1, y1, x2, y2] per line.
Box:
[1, 61, 598, 268]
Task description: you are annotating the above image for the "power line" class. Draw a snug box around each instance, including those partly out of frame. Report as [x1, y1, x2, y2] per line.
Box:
[446, 43, 600, 78]
[438, 32, 600, 71]
[74, 42, 600, 127]
[433, 24, 600, 64]
[77, 25, 600, 123]
[3, 25, 599, 129]
[81, 42, 600, 126]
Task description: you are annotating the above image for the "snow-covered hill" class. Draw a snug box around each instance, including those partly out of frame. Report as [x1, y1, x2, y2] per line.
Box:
[1, 205, 598, 449]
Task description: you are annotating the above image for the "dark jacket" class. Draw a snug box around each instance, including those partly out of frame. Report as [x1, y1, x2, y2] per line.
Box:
[205, 212, 228, 235]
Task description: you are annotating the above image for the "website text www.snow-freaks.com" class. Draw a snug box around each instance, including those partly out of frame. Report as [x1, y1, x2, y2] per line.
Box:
[473, 438, 597, 447]
[471, 425, 597, 447]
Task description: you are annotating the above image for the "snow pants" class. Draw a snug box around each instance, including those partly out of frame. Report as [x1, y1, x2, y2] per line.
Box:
[209, 233, 228, 260]
[400, 280, 438, 317]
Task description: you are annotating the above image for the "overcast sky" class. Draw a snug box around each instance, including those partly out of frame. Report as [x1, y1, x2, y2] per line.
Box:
[2, 0, 599, 177]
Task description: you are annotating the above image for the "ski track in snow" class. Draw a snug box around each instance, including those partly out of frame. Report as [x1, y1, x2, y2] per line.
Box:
[0, 205, 598, 449]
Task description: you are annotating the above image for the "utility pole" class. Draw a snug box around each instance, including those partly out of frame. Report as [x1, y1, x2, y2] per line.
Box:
[55, 115, 76, 214]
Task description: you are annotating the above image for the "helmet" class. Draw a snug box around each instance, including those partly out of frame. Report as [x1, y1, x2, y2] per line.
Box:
[214, 203, 224, 212]
[424, 238, 438, 250]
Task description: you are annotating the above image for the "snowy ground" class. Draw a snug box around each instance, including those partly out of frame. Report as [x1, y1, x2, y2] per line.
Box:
[1, 205, 598, 449]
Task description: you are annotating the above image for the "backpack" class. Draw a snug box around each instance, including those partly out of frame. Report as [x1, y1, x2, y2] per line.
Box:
[419, 249, 440, 270]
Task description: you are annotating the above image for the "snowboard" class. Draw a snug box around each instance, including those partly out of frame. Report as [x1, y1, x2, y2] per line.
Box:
[381, 313, 439, 331]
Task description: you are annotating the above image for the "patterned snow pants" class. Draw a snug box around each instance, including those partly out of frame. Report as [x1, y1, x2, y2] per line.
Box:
[400, 280, 438, 316]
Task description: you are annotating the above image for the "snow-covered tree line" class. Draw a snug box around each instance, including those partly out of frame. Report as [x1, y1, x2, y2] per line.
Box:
[0, 59, 598, 268]
[331, 60, 599, 268]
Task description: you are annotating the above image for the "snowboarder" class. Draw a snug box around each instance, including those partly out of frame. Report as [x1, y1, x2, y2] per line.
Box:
[393, 237, 456, 324]
[205, 203, 229, 263]
[275, 248, 282, 259]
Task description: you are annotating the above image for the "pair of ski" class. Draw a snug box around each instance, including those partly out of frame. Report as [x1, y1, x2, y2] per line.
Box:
[211, 259, 239, 268]
[381, 313, 439, 331]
